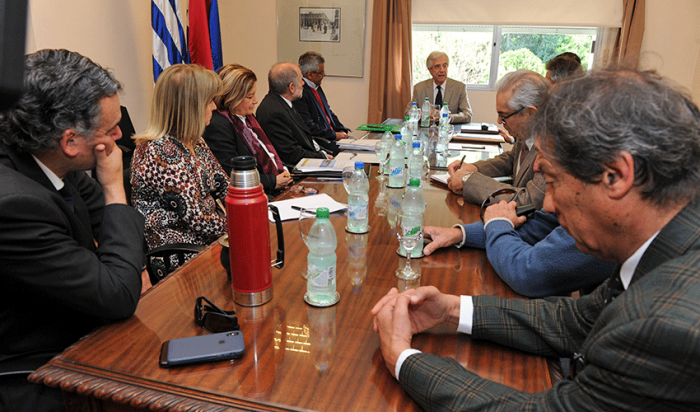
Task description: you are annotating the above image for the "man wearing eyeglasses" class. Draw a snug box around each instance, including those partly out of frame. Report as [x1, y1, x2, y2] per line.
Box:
[0, 50, 144, 412]
[292, 51, 349, 156]
[406, 51, 473, 124]
[373, 68, 700, 411]
[447, 70, 549, 209]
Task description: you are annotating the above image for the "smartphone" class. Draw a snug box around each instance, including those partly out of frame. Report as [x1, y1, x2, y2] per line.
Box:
[159, 331, 244, 367]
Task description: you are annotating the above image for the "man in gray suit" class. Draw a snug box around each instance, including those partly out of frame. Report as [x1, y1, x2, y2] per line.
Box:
[373, 68, 700, 411]
[448, 70, 549, 209]
[406, 51, 472, 124]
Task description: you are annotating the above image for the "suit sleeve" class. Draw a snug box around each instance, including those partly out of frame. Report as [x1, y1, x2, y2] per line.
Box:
[259, 110, 325, 166]
[1, 193, 144, 319]
[405, 84, 421, 118]
[462, 171, 546, 209]
[449, 82, 473, 124]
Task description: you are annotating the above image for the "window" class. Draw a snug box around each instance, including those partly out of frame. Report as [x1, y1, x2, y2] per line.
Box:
[412, 25, 599, 90]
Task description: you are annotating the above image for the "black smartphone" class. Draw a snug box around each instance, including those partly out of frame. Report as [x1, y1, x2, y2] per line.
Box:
[159, 331, 244, 367]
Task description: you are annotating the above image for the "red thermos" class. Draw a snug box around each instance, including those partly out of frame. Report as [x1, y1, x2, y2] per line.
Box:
[226, 156, 284, 306]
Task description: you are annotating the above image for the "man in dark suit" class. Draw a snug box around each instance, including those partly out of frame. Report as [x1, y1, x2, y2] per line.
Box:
[0, 49, 145, 412]
[447, 70, 549, 209]
[256, 62, 331, 166]
[293, 51, 350, 151]
[373, 68, 700, 411]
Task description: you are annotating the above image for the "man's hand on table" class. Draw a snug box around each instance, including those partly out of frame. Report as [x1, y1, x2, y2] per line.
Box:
[423, 226, 462, 255]
[483, 200, 527, 229]
[446, 161, 478, 195]
[372, 287, 461, 379]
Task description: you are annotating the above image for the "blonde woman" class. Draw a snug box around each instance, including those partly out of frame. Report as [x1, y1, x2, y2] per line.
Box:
[131, 64, 227, 252]
[204, 64, 292, 196]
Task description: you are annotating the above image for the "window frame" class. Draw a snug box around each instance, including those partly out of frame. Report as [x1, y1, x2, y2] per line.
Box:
[412, 24, 602, 91]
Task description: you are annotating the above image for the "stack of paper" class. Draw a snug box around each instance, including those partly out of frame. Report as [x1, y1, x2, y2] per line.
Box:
[338, 138, 380, 151]
[268, 193, 347, 222]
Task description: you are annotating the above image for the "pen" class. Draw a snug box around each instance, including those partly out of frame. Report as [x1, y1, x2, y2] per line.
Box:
[291, 205, 314, 212]
[457, 155, 466, 170]
[317, 177, 343, 181]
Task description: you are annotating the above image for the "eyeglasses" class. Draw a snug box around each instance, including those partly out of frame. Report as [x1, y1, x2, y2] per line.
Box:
[498, 107, 525, 125]
[479, 188, 536, 222]
[194, 296, 239, 333]
[312, 70, 325, 75]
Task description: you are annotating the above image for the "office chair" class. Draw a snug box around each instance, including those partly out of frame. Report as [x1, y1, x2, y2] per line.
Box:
[145, 243, 205, 285]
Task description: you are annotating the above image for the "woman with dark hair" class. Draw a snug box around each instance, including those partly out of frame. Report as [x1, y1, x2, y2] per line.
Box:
[204, 64, 292, 196]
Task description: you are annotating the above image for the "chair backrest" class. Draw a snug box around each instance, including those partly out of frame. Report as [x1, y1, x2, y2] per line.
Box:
[145, 243, 205, 285]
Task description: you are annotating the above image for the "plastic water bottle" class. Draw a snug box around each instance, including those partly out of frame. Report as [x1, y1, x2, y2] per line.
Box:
[437, 114, 450, 153]
[400, 116, 410, 141]
[407, 142, 426, 184]
[408, 103, 419, 137]
[306, 207, 337, 305]
[347, 161, 370, 233]
[400, 178, 426, 258]
[388, 134, 406, 188]
[439, 103, 450, 127]
[420, 98, 431, 128]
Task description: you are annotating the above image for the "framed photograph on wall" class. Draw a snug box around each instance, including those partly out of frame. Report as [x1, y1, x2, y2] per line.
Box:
[299, 7, 340, 43]
[277, 0, 365, 78]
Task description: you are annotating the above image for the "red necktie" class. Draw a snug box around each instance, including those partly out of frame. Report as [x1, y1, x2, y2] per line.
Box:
[311, 87, 332, 128]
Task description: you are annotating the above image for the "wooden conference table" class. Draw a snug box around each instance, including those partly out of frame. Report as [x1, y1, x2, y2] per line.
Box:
[30, 170, 553, 412]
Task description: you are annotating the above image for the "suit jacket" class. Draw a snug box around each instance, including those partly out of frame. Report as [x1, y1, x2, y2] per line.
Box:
[203, 111, 278, 194]
[293, 82, 348, 141]
[400, 195, 700, 411]
[256, 93, 327, 166]
[463, 138, 546, 209]
[406, 78, 473, 124]
[0, 141, 144, 376]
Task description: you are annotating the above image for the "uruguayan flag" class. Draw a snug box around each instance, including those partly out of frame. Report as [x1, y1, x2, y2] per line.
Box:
[152, 0, 189, 82]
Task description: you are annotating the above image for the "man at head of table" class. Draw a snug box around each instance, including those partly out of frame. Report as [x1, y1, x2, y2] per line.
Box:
[405, 51, 473, 124]
[0, 49, 145, 412]
[447, 70, 549, 209]
[373, 67, 700, 411]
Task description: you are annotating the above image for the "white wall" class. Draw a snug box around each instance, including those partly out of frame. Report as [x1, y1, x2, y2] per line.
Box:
[23, 0, 700, 132]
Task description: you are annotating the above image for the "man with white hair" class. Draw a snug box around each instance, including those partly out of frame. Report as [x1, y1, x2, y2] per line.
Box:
[406, 51, 472, 124]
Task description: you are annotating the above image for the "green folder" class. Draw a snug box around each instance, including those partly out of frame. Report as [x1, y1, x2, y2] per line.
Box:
[356, 123, 402, 133]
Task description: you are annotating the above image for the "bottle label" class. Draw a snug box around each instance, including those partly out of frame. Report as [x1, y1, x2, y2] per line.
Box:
[390, 166, 404, 177]
[308, 264, 336, 287]
[348, 204, 368, 220]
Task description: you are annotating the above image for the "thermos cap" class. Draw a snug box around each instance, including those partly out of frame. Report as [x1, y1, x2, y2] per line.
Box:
[232, 156, 256, 170]
[230, 156, 260, 188]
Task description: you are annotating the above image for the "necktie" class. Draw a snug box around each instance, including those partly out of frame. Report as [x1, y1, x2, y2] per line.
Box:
[311, 87, 332, 128]
[435, 85, 443, 107]
[605, 268, 625, 305]
[518, 145, 529, 171]
[59, 186, 74, 211]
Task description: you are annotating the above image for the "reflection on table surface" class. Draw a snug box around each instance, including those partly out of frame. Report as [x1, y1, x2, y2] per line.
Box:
[29, 169, 551, 412]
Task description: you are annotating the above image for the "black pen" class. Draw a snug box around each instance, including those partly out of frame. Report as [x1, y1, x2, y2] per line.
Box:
[457, 155, 466, 169]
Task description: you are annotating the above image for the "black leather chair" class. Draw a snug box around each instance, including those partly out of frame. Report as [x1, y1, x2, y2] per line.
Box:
[145, 243, 205, 285]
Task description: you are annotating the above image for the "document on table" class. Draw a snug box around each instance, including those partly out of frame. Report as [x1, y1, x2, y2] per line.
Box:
[338, 138, 380, 151]
[268, 193, 347, 222]
[429, 173, 512, 187]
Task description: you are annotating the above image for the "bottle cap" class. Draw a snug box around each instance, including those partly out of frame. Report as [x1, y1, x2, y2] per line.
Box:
[412, 142, 420, 148]
[354, 161, 364, 169]
[443, 102, 448, 106]
[408, 178, 420, 187]
[395, 134, 402, 140]
[442, 113, 448, 117]
[316, 207, 330, 219]
[404, 116, 409, 120]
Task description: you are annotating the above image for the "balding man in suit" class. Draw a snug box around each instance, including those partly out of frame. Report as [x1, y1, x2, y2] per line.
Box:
[256, 62, 331, 166]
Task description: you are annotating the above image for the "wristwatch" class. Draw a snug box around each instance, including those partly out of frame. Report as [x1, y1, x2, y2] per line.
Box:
[461, 172, 474, 186]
